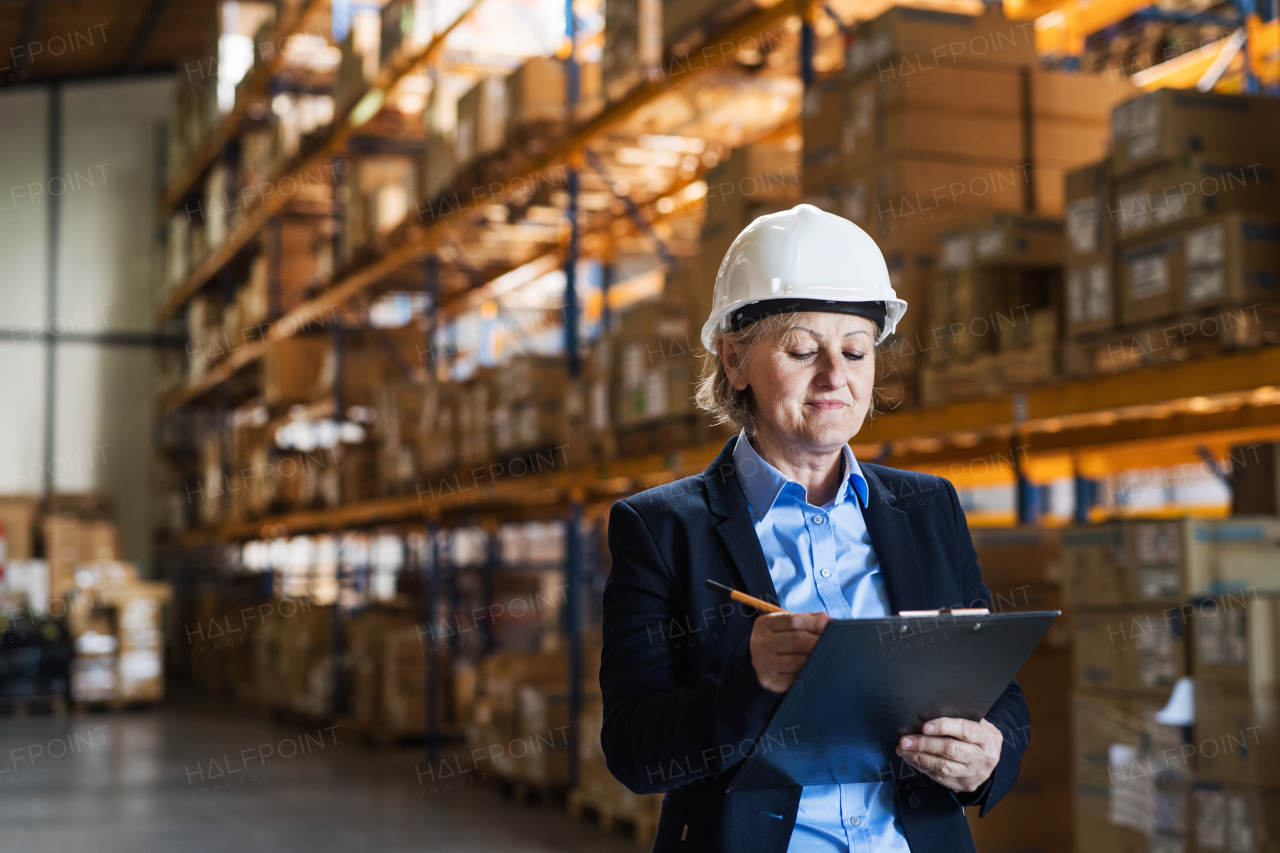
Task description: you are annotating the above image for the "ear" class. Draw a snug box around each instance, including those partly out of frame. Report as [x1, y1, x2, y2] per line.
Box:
[715, 336, 751, 392]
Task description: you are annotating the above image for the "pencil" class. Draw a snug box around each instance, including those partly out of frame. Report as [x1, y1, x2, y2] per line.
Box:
[705, 579, 787, 614]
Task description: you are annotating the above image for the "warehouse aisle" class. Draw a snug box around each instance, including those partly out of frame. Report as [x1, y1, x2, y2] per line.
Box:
[0, 701, 642, 853]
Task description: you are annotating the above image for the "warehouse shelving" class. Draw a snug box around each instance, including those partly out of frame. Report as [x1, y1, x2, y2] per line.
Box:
[157, 0, 330, 218]
[152, 0, 1280, 804]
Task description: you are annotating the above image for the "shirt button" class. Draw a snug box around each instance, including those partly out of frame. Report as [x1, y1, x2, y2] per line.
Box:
[852, 817, 862, 827]
[812, 516, 824, 525]
[820, 569, 832, 578]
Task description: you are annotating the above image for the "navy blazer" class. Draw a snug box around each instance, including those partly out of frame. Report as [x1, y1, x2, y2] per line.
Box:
[600, 435, 1029, 853]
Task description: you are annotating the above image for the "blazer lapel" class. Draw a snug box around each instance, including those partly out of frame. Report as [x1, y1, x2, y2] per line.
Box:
[861, 465, 928, 614]
[715, 510, 782, 607]
[703, 436, 783, 607]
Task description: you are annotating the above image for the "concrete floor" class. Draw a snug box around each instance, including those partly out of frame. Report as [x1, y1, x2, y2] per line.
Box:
[0, 699, 643, 853]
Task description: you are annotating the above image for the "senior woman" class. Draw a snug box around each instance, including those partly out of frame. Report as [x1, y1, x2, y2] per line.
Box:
[599, 205, 1029, 853]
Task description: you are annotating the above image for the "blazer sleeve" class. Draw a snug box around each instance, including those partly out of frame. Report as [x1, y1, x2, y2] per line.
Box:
[599, 498, 785, 795]
[941, 477, 1030, 817]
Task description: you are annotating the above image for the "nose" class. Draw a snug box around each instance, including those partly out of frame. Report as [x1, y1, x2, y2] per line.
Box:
[813, 349, 842, 388]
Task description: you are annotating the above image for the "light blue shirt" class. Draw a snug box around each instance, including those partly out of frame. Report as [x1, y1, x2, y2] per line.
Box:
[732, 430, 911, 853]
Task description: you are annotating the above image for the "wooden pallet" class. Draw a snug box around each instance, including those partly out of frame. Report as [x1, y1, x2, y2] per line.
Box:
[568, 787, 660, 847]
[0, 695, 68, 716]
[496, 776, 568, 807]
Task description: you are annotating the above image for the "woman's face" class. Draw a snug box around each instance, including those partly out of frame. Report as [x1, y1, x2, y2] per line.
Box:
[723, 312, 877, 450]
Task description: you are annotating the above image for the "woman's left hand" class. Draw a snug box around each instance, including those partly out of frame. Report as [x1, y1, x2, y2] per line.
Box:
[895, 718, 1003, 793]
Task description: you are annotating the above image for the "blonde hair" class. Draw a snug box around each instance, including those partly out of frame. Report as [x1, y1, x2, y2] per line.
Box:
[694, 313, 887, 436]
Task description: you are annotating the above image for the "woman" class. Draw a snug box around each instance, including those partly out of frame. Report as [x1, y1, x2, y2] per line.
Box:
[599, 205, 1028, 852]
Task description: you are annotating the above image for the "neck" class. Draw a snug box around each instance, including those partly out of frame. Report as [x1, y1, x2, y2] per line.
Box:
[748, 426, 846, 508]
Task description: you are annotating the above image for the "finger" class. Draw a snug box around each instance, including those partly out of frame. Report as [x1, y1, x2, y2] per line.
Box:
[921, 717, 980, 744]
[898, 735, 978, 764]
[765, 631, 822, 655]
[900, 756, 947, 786]
[767, 653, 815, 673]
[896, 748, 967, 778]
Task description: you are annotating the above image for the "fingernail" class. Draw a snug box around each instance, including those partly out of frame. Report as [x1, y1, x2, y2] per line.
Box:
[923, 724, 934, 734]
[901, 738, 913, 748]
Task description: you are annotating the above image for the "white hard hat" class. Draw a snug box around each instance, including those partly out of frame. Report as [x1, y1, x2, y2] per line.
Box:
[699, 203, 907, 350]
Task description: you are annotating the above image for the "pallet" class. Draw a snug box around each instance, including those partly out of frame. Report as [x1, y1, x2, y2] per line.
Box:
[497, 776, 568, 808]
[1063, 303, 1280, 379]
[0, 695, 68, 716]
[569, 788, 660, 847]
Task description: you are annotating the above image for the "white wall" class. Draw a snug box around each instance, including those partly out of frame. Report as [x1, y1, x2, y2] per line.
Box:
[0, 76, 173, 570]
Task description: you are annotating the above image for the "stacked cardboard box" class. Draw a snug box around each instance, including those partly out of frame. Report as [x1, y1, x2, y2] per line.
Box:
[602, 0, 661, 103]
[1191, 591, 1280, 853]
[43, 515, 120, 598]
[562, 342, 617, 468]
[1063, 159, 1119, 349]
[335, 5, 383, 112]
[67, 562, 171, 705]
[803, 7, 1132, 408]
[258, 603, 334, 718]
[966, 527, 1073, 853]
[920, 212, 1063, 405]
[1072, 91, 1280, 375]
[505, 57, 566, 155]
[804, 7, 1133, 237]
[492, 355, 569, 460]
[468, 651, 581, 786]
[696, 142, 802, 332]
[573, 696, 663, 844]
[1056, 518, 1273, 852]
[341, 156, 417, 266]
[455, 74, 509, 170]
[0, 496, 38, 561]
[612, 295, 704, 456]
[458, 367, 496, 469]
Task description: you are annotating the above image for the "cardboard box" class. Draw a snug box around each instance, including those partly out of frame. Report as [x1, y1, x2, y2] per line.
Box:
[505, 56, 565, 130]
[0, 496, 37, 560]
[455, 74, 508, 166]
[965, 779, 1072, 852]
[1065, 159, 1114, 259]
[1072, 777, 1149, 853]
[1112, 159, 1279, 243]
[1195, 682, 1280, 786]
[844, 6, 1038, 78]
[602, 0, 661, 102]
[960, 212, 1065, 268]
[1062, 526, 1127, 610]
[1119, 232, 1183, 325]
[1194, 592, 1280, 697]
[971, 526, 1063, 586]
[1065, 256, 1117, 336]
[1109, 89, 1280, 178]
[859, 156, 1035, 249]
[1189, 782, 1280, 852]
[1183, 516, 1280, 597]
[261, 334, 332, 407]
[1073, 607, 1186, 695]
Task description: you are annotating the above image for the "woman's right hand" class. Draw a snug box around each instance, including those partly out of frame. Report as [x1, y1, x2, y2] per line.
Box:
[749, 611, 830, 693]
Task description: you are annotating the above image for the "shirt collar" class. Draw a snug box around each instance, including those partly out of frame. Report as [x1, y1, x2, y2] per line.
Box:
[731, 428, 869, 517]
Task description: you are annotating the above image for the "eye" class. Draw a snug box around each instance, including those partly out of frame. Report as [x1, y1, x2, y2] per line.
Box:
[844, 351, 866, 362]
[789, 351, 816, 361]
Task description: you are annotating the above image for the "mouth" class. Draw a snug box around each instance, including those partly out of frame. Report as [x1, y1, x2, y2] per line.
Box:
[806, 400, 846, 411]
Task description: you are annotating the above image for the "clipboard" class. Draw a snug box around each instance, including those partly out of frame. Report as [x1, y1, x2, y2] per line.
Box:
[727, 610, 1058, 791]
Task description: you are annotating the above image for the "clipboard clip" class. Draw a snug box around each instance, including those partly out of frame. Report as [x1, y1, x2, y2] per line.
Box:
[896, 607, 991, 617]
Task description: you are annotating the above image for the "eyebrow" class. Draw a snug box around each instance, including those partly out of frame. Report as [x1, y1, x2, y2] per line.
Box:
[786, 326, 873, 340]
